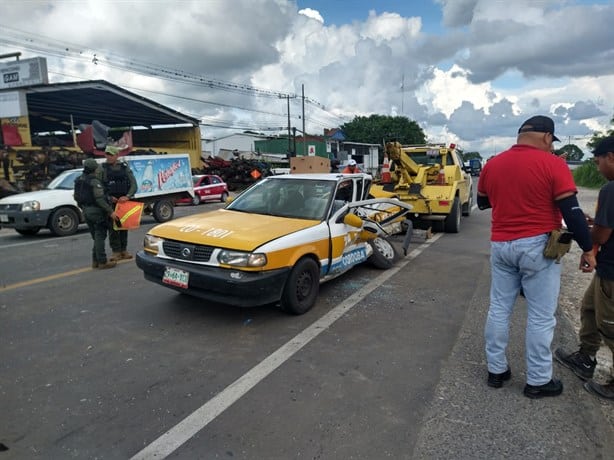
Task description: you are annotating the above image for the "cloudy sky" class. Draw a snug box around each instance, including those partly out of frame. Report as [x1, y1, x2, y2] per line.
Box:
[1, 0, 613, 157]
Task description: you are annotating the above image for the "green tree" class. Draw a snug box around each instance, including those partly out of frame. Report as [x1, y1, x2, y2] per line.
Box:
[554, 144, 584, 161]
[340, 115, 426, 146]
[572, 113, 614, 188]
[587, 114, 614, 151]
[461, 151, 482, 162]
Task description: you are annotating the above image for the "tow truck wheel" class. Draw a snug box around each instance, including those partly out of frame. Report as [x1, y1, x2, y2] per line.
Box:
[152, 200, 175, 222]
[280, 257, 319, 315]
[368, 237, 398, 269]
[49, 207, 79, 236]
[444, 196, 461, 233]
[462, 189, 472, 217]
[15, 227, 41, 236]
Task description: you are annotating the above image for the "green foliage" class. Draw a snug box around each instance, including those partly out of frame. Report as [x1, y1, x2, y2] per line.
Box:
[572, 161, 606, 188]
[340, 115, 426, 146]
[554, 144, 584, 161]
[587, 114, 614, 151]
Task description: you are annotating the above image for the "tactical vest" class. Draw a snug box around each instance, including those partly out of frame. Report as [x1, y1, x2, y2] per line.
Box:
[103, 163, 130, 197]
[74, 175, 96, 206]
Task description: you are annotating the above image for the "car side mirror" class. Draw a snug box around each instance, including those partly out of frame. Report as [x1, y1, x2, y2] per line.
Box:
[343, 213, 363, 228]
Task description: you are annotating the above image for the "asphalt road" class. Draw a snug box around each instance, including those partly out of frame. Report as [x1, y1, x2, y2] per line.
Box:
[1, 197, 612, 460]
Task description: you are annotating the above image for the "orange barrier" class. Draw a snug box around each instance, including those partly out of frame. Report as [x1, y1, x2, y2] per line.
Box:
[381, 155, 392, 183]
[114, 200, 144, 230]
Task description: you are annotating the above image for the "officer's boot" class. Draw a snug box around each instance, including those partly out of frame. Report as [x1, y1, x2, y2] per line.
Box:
[97, 260, 117, 269]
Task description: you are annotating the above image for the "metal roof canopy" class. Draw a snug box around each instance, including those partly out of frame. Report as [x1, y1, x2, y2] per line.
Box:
[5, 79, 200, 134]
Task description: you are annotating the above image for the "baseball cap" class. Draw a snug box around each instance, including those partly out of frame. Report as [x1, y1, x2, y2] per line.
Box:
[348, 159, 357, 166]
[104, 145, 120, 156]
[592, 136, 614, 157]
[518, 115, 560, 142]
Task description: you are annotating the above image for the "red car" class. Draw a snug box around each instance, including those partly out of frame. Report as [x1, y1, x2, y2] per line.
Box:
[176, 174, 229, 205]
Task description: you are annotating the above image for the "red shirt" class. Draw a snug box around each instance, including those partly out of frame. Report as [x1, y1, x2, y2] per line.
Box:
[478, 144, 576, 241]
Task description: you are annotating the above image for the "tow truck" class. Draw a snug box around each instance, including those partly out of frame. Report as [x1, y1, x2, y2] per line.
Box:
[370, 142, 473, 233]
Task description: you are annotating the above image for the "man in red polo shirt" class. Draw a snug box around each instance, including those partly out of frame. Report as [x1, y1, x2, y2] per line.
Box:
[478, 115, 595, 399]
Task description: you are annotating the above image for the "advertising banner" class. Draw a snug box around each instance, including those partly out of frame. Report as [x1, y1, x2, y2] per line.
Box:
[128, 155, 192, 196]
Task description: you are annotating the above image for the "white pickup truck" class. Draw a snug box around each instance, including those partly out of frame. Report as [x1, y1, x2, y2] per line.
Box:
[0, 154, 194, 236]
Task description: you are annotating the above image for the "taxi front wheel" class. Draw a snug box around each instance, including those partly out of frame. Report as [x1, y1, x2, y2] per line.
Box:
[280, 258, 320, 315]
[368, 237, 398, 269]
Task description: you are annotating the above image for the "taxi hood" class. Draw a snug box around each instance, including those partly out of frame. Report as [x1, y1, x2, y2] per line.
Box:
[149, 209, 319, 251]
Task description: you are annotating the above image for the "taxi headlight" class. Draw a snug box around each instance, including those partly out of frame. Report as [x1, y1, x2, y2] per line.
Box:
[144, 234, 164, 254]
[21, 200, 40, 212]
[218, 250, 267, 267]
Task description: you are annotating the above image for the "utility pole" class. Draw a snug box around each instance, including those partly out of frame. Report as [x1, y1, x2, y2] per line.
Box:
[292, 127, 297, 156]
[302, 84, 306, 156]
[401, 73, 404, 114]
[286, 95, 292, 157]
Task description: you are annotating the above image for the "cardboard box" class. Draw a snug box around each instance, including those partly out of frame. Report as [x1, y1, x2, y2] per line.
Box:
[290, 156, 331, 174]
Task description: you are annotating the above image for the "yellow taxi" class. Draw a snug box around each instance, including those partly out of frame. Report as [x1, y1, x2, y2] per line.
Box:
[136, 173, 411, 315]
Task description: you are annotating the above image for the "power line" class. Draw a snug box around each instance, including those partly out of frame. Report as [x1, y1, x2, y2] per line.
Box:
[0, 25, 350, 130]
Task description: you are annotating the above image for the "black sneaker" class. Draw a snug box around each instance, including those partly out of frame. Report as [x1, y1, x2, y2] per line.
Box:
[554, 348, 596, 380]
[524, 379, 563, 399]
[487, 368, 511, 388]
[584, 379, 614, 400]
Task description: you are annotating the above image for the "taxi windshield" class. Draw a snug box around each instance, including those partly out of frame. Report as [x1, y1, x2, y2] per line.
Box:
[227, 178, 335, 220]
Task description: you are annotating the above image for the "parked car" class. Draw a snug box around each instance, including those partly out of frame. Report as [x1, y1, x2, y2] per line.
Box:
[176, 174, 229, 205]
[136, 173, 412, 315]
[0, 154, 194, 237]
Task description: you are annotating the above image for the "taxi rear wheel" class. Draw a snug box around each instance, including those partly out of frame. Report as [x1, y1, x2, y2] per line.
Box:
[368, 237, 398, 269]
[281, 258, 319, 315]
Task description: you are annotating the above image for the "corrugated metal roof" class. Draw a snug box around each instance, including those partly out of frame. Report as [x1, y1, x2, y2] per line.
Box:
[2, 79, 199, 133]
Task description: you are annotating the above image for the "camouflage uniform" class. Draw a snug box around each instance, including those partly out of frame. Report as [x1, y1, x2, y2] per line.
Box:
[99, 159, 137, 260]
[74, 159, 116, 269]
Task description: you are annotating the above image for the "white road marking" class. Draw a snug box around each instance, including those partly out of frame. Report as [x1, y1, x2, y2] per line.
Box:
[130, 233, 442, 460]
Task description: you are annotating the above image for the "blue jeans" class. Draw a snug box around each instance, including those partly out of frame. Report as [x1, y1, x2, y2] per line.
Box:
[485, 234, 561, 386]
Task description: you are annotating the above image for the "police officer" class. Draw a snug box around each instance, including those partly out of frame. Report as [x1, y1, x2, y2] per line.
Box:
[74, 159, 118, 269]
[99, 146, 137, 261]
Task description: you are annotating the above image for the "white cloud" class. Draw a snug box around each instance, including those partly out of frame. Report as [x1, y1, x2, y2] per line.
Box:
[298, 7, 324, 23]
[0, 0, 612, 156]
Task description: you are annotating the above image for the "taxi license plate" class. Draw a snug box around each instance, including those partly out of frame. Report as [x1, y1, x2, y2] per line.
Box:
[0, 214, 8, 223]
[162, 267, 189, 289]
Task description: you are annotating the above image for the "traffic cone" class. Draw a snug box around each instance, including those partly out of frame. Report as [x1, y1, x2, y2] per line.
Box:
[381, 155, 392, 183]
[436, 169, 446, 185]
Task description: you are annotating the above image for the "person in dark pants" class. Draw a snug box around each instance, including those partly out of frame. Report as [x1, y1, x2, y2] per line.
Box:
[555, 136, 614, 400]
[74, 159, 117, 269]
[99, 146, 137, 262]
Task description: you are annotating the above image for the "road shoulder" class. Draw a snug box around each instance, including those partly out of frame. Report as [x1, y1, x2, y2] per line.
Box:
[412, 189, 614, 459]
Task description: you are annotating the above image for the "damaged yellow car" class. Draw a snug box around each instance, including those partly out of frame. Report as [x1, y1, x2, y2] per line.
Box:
[136, 173, 412, 315]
